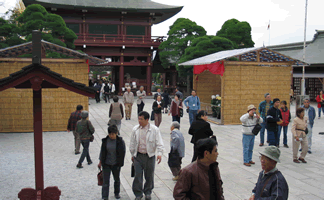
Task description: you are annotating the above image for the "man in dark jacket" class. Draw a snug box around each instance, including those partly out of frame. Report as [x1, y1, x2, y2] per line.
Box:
[249, 146, 288, 200]
[266, 98, 282, 147]
[258, 93, 273, 146]
[67, 105, 83, 154]
[174, 138, 224, 200]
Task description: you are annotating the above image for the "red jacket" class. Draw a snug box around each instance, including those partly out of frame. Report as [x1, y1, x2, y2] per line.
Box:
[316, 94, 324, 108]
[279, 108, 291, 127]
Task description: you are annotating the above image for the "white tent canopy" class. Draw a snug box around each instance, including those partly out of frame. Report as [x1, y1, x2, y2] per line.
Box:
[178, 47, 307, 66]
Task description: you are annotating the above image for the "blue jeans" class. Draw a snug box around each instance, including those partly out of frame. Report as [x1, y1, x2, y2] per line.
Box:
[267, 131, 277, 146]
[78, 139, 92, 164]
[278, 126, 288, 145]
[102, 165, 121, 199]
[242, 134, 255, 163]
[259, 121, 267, 144]
[319, 107, 324, 117]
[172, 116, 181, 124]
[189, 109, 198, 125]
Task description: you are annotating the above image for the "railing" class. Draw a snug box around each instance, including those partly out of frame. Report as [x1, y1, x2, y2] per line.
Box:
[71, 34, 165, 43]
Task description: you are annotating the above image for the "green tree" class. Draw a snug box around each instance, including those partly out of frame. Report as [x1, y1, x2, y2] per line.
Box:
[0, 17, 24, 48]
[159, 18, 206, 93]
[216, 18, 254, 49]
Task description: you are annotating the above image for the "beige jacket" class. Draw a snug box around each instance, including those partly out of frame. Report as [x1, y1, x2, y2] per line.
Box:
[136, 90, 146, 105]
[291, 117, 307, 138]
[123, 91, 134, 104]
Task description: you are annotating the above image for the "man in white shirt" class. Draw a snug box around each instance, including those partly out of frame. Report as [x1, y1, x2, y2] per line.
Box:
[129, 111, 164, 200]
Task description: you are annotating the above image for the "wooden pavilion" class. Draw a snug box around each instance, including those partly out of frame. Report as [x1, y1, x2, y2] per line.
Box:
[179, 47, 308, 125]
[23, 0, 183, 95]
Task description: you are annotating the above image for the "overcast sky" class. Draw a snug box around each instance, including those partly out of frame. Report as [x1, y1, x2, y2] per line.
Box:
[1, 0, 323, 47]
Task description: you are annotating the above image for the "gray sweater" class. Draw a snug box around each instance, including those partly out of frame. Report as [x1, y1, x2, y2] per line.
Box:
[240, 113, 263, 135]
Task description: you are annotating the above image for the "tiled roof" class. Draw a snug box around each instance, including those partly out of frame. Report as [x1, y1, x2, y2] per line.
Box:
[0, 40, 107, 64]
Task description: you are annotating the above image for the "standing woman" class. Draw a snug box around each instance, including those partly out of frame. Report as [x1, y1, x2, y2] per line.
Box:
[161, 89, 170, 114]
[76, 111, 95, 168]
[240, 105, 263, 167]
[188, 110, 215, 162]
[292, 107, 308, 163]
[109, 96, 124, 131]
[152, 95, 164, 127]
[98, 125, 126, 200]
[168, 94, 183, 123]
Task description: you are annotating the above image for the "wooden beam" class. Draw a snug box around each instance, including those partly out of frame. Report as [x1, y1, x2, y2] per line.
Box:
[256, 50, 260, 62]
[224, 61, 294, 66]
[0, 58, 87, 63]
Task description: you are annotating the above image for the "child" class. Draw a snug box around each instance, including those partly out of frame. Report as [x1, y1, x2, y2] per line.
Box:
[279, 100, 291, 148]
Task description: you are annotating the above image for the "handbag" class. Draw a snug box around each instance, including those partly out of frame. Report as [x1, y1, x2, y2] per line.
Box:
[150, 110, 155, 121]
[131, 163, 135, 177]
[97, 167, 103, 186]
[179, 108, 183, 117]
[252, 123, 262, 135]
[168, 148, 180, 168]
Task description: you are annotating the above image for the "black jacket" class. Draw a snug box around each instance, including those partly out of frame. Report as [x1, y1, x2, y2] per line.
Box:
[100, 136, 126, 167]
[266, 107, 281, 132]
[103, 85, 110, 93]
[189, 119, 213, 144]
[152, 101, 164, 114]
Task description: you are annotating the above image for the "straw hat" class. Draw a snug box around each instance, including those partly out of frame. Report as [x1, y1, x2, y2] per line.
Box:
[259, 146, 281, 163]
[247, 105, 256, 112]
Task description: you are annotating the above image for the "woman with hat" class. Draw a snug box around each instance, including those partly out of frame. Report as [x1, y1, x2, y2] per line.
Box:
[240, 105, 263, 167]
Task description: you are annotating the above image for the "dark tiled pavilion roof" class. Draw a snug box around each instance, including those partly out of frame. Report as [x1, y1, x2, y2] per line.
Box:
[0, 40, 107, 64]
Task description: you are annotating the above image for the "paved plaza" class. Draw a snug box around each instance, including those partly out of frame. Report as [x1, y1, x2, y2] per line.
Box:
[1, 98, 324, 200]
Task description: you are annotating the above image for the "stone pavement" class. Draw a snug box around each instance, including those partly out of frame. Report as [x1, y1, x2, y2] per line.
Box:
[1, 99, 324, 200]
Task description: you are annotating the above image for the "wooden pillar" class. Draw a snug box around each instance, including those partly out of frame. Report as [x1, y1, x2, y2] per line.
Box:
[119, 65, 124, 95]
[172, 71, 177, 87]
[146, 65, 152, 95]
[162, 73, 166, 91]
[33, 88, 44, 193]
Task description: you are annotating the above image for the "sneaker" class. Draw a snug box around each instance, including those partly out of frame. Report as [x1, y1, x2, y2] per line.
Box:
[76, 163, 83, 168]
[284, 144, 289, 148]
[172, 176, 179, 181]
[308, 150, 312, 154]
[115, 194, 121, 199]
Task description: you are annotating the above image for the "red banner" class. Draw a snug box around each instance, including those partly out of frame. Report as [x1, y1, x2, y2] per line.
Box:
[193, 60, 224, 76]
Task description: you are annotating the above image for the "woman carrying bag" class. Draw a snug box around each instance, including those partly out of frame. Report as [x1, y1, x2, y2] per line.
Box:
[76, 111, 95, 168]
[152, 95, 164, 127]
[240, 105, 263, 167]
[292, 107, 308, 163]
[98, 125, 126, 200]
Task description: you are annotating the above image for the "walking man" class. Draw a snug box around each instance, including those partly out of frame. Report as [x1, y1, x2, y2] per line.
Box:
[301, 98, 316, 153]
[258, 93, 273, 146]
[136, 86, 146, 114]
[249, 146, 289, 200]
[123, 87, 134, 120]
[266, 98, 282, 146]
[175, 87, 183, 101]
[173, 138, 224, 200]
[129, 111, 164, 200]
[67, 105, 83, 154]
[184, 90, 201, 125]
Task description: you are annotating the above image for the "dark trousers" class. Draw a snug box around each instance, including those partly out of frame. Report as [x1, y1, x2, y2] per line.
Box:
[137, 102, 145, 114]
[191, 144, 198, 162]
[102, 165, 121, 199]
[78, 139, 92, 164]
[95, 92, 100, 103]
[172, 116, 181, 124]
[170, 157, 182, 176]
[132, 153, 155, 198]
[268, 130, 278, 146]
[103, 93, 110, 103]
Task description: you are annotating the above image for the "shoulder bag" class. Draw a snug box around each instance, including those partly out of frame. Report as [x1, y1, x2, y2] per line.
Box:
[260, 171, 278, 197]
[296, 128, 308, 135]
[252, 124, 262, 135]
[87, 120, 94, 142]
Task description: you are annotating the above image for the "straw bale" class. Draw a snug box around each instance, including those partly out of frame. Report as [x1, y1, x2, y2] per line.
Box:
[0, 59, 89, 132]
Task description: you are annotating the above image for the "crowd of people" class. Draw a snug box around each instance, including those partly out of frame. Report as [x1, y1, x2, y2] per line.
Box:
[65, 87, 323, 200]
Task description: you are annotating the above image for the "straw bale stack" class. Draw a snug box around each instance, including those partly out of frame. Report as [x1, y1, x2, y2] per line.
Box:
[0, 59, 89, 132]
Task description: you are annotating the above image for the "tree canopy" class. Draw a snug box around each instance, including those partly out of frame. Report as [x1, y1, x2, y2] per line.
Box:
[159, 18, 206, 70]
[216, 18, 254, 49]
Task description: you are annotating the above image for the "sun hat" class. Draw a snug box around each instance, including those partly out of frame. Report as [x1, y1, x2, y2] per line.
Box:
[259, 146, 281, 163]
[247, 105, 257, 112]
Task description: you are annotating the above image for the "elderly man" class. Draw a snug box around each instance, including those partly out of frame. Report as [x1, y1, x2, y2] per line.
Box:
[173, 138, 224, 200]
[168, 121, 185, 181]
[249, 146, 289, 200]
[136, 86, 146, 114]
[129, 111, 164, 200]
[301, 98, 316, 154]
[123, 87, 134, 120]
[258, 93, 273, 146]
[240, 105, 263, 167]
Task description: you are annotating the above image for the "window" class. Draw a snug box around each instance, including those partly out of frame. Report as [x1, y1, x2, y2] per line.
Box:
[126, 26, 145, 35]
[66, 23, 80, 34]
[88, 24, 118, 34]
